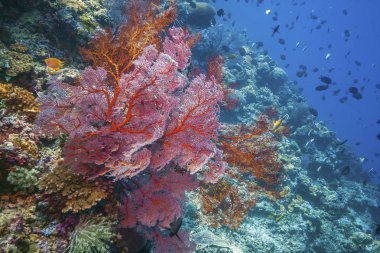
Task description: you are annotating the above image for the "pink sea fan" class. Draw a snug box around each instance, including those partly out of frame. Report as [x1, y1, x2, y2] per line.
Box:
[151, 74, 224, 174]
[36, 27, 224, 179]
[163, 27, 192, 71]
[122, 170, 198, 228]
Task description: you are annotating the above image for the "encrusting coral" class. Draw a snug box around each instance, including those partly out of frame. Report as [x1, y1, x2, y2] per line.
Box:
[0, 194, 68, 252]
[39, 165, 112, 213]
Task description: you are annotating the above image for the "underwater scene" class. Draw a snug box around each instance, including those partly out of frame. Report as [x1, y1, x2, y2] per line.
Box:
[1, 0, 380, 252]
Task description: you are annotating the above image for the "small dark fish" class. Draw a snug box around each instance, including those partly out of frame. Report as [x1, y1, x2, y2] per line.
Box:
[377, 134, 380, 141]
[309, 107, 318, 117]
[168, 216, 183, 241]
[217, 9, 225, 17]
[272, 25, 280, 36]
[280, 54, 286, 60]
[320, 76, 332, 84]
[332, 89, 341, 96]
[363, 179, 368, 186]
[315, 85, 329, 91]
[278, 38, 285, 45]
[310, 14, 318, 20]
[375, 83, 380, 90]
[376, 119, 380, 124]
[341, 166, 350, 176]
[352, 92, 363, 100]
[375, 224, 380, 235]
[336, 139, 348, 146]
[355, 142, 361, 146]
[222, 45, 230, 52]
[313, 67, 319, 72]
[349, 87, 359, 94]
[339, 96, 348, 103]
[354, 60, 361, 66]
[342, 9, 348, 15]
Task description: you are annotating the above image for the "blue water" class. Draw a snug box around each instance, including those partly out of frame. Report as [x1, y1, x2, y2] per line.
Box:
[212, 0, 380, 183]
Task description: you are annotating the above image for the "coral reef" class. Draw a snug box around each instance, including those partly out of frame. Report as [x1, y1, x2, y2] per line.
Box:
[0, 1, 379, 253]
[0, 194, 68, 252]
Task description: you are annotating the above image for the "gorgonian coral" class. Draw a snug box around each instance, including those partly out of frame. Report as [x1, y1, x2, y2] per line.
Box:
[36, 27, 224, 180]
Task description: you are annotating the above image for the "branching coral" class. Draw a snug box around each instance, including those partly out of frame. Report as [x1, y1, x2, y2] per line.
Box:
[199, 179, 256, 229]
[39, 166, 112, 213]
[122, 169, 199, 229]
[0, 83, 39, 117]
[36, 26, 223, 180]
[199, 115, 283, 229]
[220, 115, 283, 194]
[80, 1, 177, 85]
[66, 215, 114, 253]
[0, 118, 39, 167]
[6, 166, 39, 194]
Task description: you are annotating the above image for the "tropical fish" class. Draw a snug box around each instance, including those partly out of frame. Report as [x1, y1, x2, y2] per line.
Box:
[168, 216, 183, 241]
[273, 115, 288, 129]
[217, 8, 225, 17]
[315, 85, 329, 91]
[319, 76, 332, 84]
[272, 25, 280, 36]
[44, 58, 63, 74]
[228, 54, 239, 60]
[341, 166, 350, 176]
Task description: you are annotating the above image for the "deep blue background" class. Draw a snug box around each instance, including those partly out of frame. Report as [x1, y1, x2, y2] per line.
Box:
[211, 0, 380, 182]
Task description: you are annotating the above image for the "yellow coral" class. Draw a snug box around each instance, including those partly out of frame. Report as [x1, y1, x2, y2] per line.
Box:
[8, 134, 39, 162]
[0, 83, 39, 116]
[39, 166, 112, 213]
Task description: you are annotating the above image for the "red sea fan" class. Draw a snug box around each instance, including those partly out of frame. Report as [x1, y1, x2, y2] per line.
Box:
[36, 27, 224, 179]
[122, 170, 199, 228]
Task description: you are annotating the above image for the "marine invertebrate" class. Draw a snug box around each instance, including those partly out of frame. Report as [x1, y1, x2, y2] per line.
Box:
[66, 215, 114, 253]
[199, 179, 256, 229]
[0, 121, 39, 167]
[36, 26, 223, 179]
[122, 170, 198, 229]
[0, 83, 39, 117]
[220, 115, 283, 195]
[6, 166, 39, 194]
[199, 115, 283, 229]
[80, 1, 177, 85]
[0, 43, 34, 77]
[39, 166, 112, 213]
[0, 194, 68, 252]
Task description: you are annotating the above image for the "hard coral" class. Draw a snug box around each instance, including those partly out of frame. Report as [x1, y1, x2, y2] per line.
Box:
[6, 166, 39, 194]
[0, 83, 39, 116]
[0, 118, 39, 167]
[0, 194, 68, 252]
[39, 166, 112, 213]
